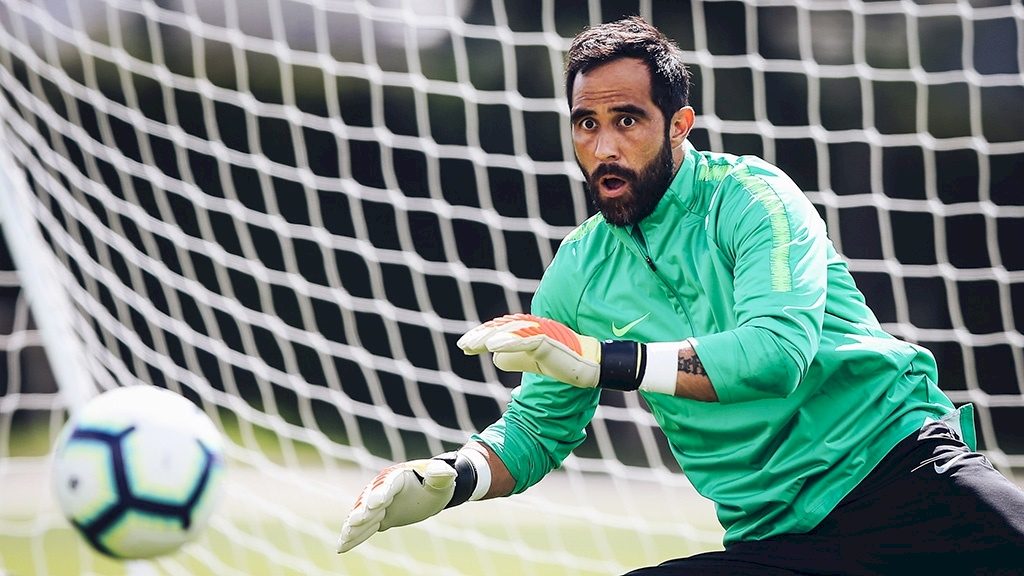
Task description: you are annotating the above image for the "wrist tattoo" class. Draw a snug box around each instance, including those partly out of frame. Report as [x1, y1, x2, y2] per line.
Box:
[678, 353, 707, 377]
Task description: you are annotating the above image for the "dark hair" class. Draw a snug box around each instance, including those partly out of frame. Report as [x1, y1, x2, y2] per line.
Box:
[565, 16, 691, 122]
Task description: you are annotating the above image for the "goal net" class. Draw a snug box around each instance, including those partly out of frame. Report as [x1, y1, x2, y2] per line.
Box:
[1, 0, 1021, 574]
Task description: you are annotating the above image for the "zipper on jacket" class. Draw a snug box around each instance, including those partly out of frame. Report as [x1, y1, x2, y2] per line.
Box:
[630, 224, 698, 332]
[630, 226, 657, 271]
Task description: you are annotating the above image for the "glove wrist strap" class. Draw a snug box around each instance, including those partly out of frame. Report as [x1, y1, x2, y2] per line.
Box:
[436, 451, 476, 508]
[599, 341, 684, 395]
[435, 448, 491, 508]
[598, 340, 645, 391]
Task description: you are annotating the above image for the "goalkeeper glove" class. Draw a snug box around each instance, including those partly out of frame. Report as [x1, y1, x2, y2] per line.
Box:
[336, 450, 490, 553]
[457, 313, 677, 394]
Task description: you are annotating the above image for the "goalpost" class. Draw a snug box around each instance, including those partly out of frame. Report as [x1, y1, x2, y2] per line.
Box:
[1, 0, 1021, 574]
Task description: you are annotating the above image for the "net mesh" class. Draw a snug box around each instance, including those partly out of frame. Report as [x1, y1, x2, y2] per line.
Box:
[1, 0, 1021, 574]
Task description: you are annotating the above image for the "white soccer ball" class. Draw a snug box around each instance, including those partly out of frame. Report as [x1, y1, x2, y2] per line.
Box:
[51, 385, 226, 559]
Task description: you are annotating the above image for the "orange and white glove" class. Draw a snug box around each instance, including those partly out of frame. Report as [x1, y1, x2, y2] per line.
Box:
[458, 313, 603, 387]
[336, 450, 490, 553]
[336, 459, 454, 553]
[457, 314, 677, 394]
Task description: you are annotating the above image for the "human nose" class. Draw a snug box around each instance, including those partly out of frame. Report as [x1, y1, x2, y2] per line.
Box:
[592, 130, 620, 161]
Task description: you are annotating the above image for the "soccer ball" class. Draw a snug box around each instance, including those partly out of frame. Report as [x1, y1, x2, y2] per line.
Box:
[51, 385, 226, 559]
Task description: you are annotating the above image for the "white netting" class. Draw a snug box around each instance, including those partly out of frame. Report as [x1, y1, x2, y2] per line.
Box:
[1, 0, 1021, 574]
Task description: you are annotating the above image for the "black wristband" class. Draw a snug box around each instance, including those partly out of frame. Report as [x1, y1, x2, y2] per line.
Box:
[598, 340, 646, 391]
[433, 451, 478, 509]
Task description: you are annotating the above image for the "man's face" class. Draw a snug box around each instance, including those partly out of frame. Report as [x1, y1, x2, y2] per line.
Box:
[570, 57, 678, 226]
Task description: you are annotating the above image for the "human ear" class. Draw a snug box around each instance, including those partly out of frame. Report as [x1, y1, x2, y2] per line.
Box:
[669, 106, 695, 146]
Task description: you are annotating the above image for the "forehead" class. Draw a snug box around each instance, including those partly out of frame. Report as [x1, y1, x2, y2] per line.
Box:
[570, 57, 655, 111]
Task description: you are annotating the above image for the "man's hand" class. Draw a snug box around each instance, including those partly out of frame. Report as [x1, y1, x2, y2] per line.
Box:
[458, 313, 604, 388]
[336, 459, 456, 553]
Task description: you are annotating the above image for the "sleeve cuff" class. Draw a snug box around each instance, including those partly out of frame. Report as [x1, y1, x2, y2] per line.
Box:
[638, 341, 686, 395]
[459, 447, 492, 501]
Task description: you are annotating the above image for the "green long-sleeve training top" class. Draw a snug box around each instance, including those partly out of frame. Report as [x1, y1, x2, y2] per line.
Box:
[474, 144, 970, 544]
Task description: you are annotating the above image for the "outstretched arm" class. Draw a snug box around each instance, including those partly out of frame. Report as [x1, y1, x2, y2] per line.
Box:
[336, 441, 515, 553]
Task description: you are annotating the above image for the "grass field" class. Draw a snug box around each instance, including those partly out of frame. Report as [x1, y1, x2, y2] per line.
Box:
[0, 455, 724, 576]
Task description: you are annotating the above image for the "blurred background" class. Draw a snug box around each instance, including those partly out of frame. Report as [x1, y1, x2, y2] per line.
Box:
[1, 0, 1022, 574]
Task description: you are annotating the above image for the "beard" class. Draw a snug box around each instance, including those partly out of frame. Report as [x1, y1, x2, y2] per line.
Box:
[583, 136, 675, 227]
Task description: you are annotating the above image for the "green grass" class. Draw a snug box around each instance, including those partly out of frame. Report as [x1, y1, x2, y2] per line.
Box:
[0, 466, 723, 576]
[2, 412, 723, 575]
[0, 517, 719, 576]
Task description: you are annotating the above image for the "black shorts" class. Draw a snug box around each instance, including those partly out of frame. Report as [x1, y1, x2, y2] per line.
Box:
[626, 420, 1024, 575]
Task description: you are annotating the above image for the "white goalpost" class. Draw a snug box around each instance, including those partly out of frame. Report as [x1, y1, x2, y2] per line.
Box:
[1, 0, 1022, 575]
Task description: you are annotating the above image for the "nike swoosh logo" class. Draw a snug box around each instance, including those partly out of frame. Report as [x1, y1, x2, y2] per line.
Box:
[912, 451, 972, 475]
[611, 313, 651, 337]
[934, 452, 971, 474]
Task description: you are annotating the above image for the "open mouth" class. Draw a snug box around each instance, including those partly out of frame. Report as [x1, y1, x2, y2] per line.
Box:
[600, 176, 628, 195]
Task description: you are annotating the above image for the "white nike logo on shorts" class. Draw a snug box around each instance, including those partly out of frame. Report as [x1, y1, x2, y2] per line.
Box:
[913, 451, 971, 475]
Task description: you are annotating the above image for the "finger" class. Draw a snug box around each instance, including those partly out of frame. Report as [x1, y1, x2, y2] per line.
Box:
[479, 318, 548, 350]
[421, 459, 457, 491]
[502, 316, 584, 355]
[457, 314, 539, 353]
[456, 325, 497, 354]
[484, 331, 546, 353]
[457, 320, 508, 353]
[366, 468, 407, 510]
[337, 500, 386, 553]
[342, 502, 370, 528]
[336, 515, 382, 553]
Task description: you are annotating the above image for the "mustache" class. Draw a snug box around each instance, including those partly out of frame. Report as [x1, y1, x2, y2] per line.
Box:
[591, 163, 638, 182]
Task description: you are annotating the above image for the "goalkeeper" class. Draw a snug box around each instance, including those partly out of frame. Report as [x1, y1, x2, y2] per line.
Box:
[338, 16, 1024, 574]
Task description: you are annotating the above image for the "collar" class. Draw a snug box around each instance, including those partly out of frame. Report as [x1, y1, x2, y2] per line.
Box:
[622, 140, 700, 237]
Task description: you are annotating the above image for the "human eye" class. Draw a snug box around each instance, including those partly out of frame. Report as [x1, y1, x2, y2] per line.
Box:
[619, 116, 637, 128]
[578, 117, 597, 130]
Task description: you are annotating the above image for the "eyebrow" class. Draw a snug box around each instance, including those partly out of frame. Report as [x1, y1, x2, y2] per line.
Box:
[570, 104, 650, 123]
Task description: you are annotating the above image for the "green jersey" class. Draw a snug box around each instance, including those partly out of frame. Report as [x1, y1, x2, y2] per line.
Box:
[474, 145, 971, 544]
